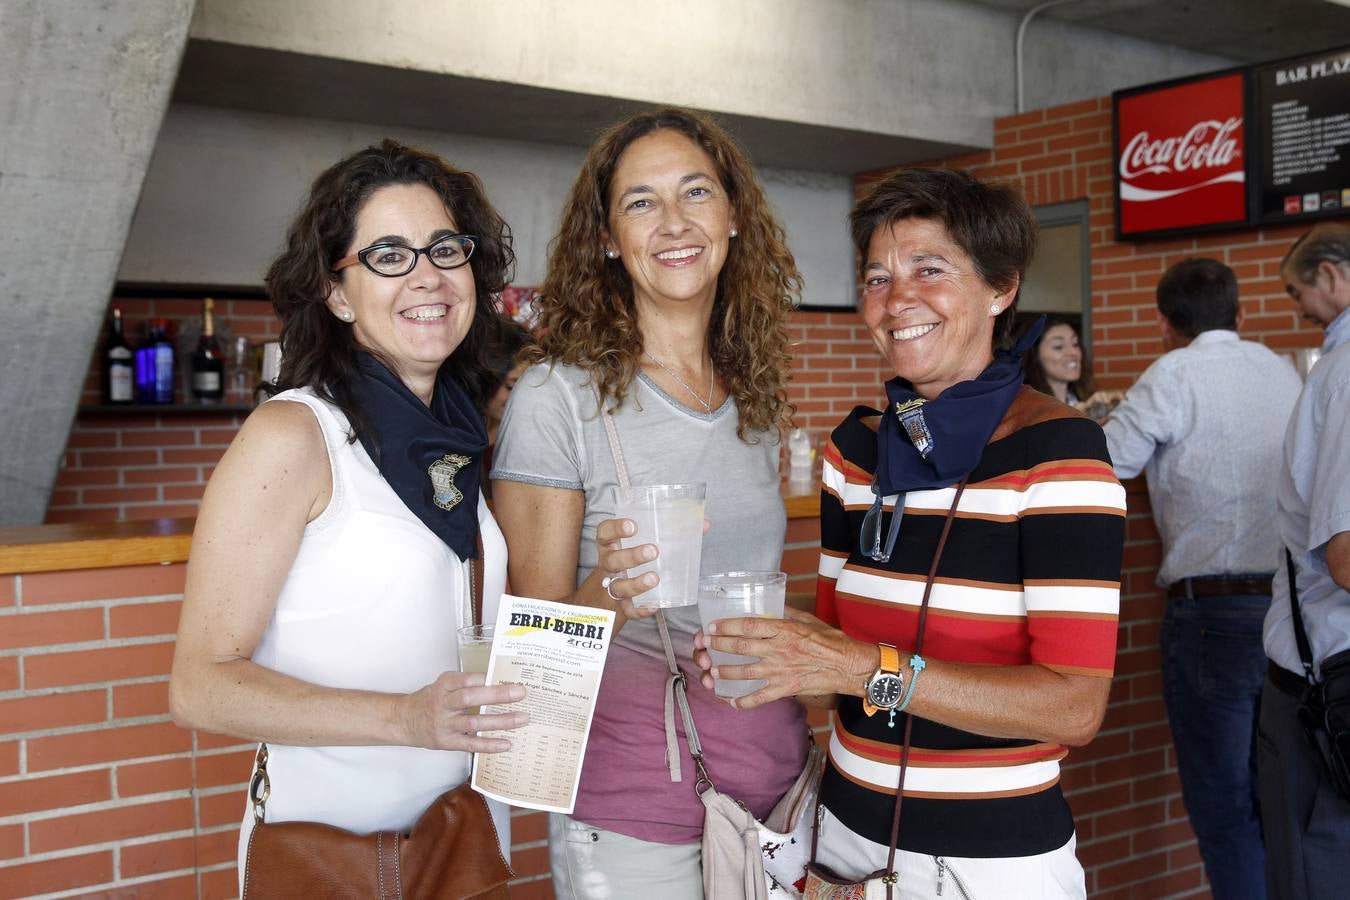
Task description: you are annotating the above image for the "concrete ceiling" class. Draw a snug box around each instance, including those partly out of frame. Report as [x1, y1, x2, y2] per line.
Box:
[171, 40, 966, 176]
[971, 0, 1350, 64]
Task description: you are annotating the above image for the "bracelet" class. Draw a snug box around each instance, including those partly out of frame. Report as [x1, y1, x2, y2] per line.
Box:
[895, 654, 925, 713]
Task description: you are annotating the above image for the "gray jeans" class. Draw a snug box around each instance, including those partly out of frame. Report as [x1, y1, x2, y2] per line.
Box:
[1257, 670, 1350, 900]
[548, 813, 703, 900]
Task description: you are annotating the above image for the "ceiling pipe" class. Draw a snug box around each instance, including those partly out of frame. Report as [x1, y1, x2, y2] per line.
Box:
[1016, 0, 1087, 113]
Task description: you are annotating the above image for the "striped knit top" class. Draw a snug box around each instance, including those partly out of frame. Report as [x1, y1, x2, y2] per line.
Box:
[815, 388, 1125, 859]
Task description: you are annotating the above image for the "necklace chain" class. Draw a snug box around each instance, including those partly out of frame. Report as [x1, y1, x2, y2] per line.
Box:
[643, 351, 714, 413]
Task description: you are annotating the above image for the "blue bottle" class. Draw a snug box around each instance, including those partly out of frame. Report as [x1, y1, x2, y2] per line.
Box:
[152, 319, 175, 404]
[134, 322, 158, 404]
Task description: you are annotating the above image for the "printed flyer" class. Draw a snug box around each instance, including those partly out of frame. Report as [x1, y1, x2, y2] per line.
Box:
[471, 595, 615, 813]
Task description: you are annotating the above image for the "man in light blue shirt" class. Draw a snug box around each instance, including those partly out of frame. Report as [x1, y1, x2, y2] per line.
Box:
[1105, 258, 1301, 900]
[1259, 223, 1350, 900]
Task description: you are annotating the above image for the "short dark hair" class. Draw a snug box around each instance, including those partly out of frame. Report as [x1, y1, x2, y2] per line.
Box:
[264, 139, 515, 442]
[1155, 258, 1238, 338]
[849, 167, 1037, 345]
[1282, 223, 1350, 285]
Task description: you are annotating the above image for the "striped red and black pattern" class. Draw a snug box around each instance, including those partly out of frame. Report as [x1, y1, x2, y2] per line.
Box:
[815, 395, 1125, 859]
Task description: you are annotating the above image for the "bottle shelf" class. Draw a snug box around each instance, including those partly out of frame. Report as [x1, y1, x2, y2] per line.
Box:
[78, 403, 255, 417]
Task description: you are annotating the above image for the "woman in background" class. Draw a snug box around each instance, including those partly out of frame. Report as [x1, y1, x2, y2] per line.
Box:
[1022, 314, 1097, 404]
[492, 107, 806, 899]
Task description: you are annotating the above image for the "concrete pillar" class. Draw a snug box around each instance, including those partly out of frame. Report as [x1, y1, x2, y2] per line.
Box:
[0, 0, 194, 525]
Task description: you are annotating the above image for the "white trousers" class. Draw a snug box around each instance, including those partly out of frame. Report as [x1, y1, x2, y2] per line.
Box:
[548, 812, 704, 900]
[815, 807, 1086, 900]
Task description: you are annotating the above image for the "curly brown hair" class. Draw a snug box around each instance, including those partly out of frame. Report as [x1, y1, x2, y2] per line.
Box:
[527, 107, 801, 439]
[263, 139, 515, 443]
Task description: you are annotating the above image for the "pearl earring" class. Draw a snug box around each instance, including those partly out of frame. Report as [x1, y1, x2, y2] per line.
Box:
[605, 249, 618, 259]
[341, 310, 353, 321]
[990, 304, 1000, 314]
[729, 229, 738, 237]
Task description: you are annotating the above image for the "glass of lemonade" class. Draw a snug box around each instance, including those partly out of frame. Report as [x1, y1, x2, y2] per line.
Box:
[614, 483, 706, 608]
[457, 624, 494, 675]
[697, 571, 787, 699]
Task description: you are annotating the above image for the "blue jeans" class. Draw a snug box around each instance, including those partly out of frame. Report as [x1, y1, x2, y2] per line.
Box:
[1161, 593, 1269, 900]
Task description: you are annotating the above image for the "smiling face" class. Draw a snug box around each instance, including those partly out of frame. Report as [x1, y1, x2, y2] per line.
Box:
[605, 129, 736, 311]
[860, 217, 1015, 399]
[326, 183, 476, 398]
[1037, 323, 1083, 389]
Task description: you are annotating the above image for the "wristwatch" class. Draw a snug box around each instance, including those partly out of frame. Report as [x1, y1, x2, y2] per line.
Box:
[862, 643, 904, 716]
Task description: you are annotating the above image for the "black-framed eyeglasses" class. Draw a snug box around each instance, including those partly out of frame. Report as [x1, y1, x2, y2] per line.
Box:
[332, 234, 478, 277]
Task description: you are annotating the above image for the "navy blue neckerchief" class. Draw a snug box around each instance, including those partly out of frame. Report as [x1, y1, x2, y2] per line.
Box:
[862, 317, 1045, 561]
[347, 350, 486, 560]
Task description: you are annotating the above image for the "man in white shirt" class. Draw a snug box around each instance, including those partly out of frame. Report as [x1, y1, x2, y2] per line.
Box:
[1259, 223, 1350, 900]
[1105, 258, 1301, 900]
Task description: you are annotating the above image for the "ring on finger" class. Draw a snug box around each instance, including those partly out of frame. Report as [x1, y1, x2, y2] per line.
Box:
[601, 575, 621, 602]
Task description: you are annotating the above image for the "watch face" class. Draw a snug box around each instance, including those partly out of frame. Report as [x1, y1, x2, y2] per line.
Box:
[867, 674, 904, 709]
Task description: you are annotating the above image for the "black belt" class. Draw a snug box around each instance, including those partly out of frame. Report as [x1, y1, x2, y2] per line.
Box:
[1167, 574, 1274, 600]
[1268, 661, 1310, 698]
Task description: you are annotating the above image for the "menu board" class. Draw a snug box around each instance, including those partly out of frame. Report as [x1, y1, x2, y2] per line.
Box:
[1253, 45, 1350, 223]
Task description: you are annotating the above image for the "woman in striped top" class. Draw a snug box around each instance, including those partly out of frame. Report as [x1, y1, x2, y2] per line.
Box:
[696, 168, 1125, 898]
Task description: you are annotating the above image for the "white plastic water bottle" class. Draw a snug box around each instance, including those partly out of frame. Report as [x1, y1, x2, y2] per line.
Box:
[788, 427, 813, 486]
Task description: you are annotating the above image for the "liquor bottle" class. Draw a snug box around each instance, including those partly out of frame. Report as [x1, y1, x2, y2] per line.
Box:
[191, 298, 225, 402]
[134, 321, 158, 404]
[153, 319, 175, 404]
[103, 307, 134, 404]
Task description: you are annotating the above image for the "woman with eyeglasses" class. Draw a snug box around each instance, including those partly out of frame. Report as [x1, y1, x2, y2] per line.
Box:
[169, 140, 526, 892]
[491, 108, 806, 899]
[694, 168, 1126, 898]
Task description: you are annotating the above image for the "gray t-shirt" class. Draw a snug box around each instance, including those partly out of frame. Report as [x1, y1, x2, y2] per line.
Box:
[491, 360, 787, 660]
[492, 361, 804, 841]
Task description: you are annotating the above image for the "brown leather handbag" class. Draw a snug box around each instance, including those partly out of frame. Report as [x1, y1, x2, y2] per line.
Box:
[241, 540, 513, 899]
[242, 764, 512, 899]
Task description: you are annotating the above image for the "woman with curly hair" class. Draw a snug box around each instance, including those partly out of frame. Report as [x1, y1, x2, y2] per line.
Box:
[491, 108, 806, 898]
[169, 140, 526, 893]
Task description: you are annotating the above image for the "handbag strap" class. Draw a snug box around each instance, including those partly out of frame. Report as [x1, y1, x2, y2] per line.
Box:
[807, 477, 969, 886]
[1285, 547, 1317, 683]
[250, 533, 487, 823]
[598, 396, 708, 786]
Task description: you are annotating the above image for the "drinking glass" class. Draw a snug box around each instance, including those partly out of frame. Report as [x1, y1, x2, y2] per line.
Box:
[697, 571, 787, 699]
[614, 483, 706, 608]
[457, 624, 494, 675]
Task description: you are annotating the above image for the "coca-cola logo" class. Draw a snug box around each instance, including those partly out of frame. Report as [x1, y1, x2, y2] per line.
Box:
[1116, 71, 1248, 234]
[1119, 117, 1242, 179]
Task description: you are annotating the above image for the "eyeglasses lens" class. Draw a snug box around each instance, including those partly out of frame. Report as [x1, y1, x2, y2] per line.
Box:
[427, 235, 474, 270]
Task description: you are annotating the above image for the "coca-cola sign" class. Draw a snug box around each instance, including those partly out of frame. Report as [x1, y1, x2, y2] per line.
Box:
[1114, 72, 1252, 239]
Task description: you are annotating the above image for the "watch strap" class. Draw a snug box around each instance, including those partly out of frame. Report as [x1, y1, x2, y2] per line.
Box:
[862, 643, 903, 716]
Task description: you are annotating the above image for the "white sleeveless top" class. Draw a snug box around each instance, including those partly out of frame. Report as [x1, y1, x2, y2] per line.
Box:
[237, 387, 509, 874]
